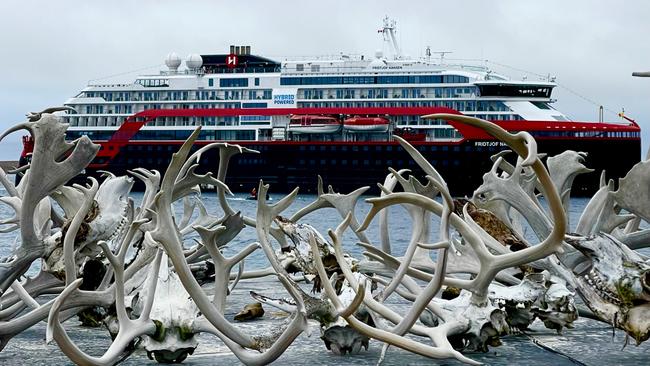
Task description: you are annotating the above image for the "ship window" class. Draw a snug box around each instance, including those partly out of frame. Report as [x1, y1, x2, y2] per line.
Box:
[442, 75, 469, 83]
[296, 64, 304, 71]
[254, 78, 260, 86]
[311, 65, 320, 72]
[478, 85, 552, 98]
[208, 79, 214, 87]
[299, 159, 305, 165]
[220, 78, 248, 87]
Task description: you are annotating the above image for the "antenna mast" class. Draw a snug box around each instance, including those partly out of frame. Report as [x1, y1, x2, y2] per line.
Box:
[432, 51, 452, 65]
[379, 16, 402, 59]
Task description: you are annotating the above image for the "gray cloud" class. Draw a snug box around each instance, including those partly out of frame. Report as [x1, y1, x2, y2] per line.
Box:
[0, 0, 648, 160]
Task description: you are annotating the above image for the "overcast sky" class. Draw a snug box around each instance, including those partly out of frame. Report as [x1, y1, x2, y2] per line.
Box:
[0, 0, 648, 160]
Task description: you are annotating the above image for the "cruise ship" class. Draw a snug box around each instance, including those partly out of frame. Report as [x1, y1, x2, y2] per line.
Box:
[21, 18, 641, 195]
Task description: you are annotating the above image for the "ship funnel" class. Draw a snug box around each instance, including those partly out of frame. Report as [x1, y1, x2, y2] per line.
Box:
[229, 45, 252, 55]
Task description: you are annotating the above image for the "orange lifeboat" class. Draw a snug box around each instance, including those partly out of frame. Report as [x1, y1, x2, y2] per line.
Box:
[288, 115, 341, 134]
[343, 116, 389, 133]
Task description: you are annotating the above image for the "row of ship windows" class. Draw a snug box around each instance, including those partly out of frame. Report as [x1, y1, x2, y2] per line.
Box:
[297, 100, 512, 111]
[67, 130, 257, 141]
[295, 159, 461, 167]
[301, 87, 477, 99]
[83, 87, 483, 104]
[136, 77, 262, 88]
[529, 131, 640, 138]
[82, 89, 272, 102]
[116, 156, 464, 168]
[280, 75, 470, 86]
[65, 113, 521, 130]
[69, 98, 512, 118]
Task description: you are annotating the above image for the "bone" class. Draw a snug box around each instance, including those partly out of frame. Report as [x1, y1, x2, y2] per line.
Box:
[2, 109, 650, 365]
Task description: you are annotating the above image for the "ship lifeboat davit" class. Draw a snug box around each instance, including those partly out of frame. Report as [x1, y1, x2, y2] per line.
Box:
[288, 115, 341, 134]
[343, 116, 389, 133]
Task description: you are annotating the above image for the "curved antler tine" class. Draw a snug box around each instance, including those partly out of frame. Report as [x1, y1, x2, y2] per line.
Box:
[97, 170, 116, 179]
[317, 175, 325, 196]
[160, 127, 201, 191]
[62, 178, 99, 286]
[140, 248, 164, 318]
[228, 260, 245, 295]
[491, 156, 504, 175]
[311, 232, 479, 365]
[394, 135, 446, 186]
[417, 241, 449, 250]
[388, 167, 411, 190]
[46, 278, 83, 344]
[423, 113, 538, 167]
[289, 176, 334, 222]
[258, 181, 299, 226]
[379, 169, 409, 255]
[6, 164, 29, 175]
[0, 122, 32, 142]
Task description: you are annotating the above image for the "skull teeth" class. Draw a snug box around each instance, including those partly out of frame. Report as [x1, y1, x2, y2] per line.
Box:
[581, 271, 622, 306]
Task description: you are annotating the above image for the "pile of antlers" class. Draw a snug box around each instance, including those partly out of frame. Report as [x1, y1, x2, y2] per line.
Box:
[0, 110, 649, 365]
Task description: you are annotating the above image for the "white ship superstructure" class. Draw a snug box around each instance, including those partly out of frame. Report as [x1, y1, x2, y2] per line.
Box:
[62, 17, 566, 143]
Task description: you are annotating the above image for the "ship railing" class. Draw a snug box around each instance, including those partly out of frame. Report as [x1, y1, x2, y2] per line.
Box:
[86, 83, 134, 88]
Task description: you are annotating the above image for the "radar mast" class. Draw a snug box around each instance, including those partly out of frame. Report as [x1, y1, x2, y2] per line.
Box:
[379, 16, 402, 59]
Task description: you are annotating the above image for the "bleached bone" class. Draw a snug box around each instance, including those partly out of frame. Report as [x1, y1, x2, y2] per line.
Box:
[566, 233, 650, 344]
[363, 113, 566, 302]
[547, 151, 594, 221]
[179, 198, 220, 236]
[207, 142, 291, 250]
[575, 177, 615, 235]
[178, 196, 197, 229]
[309, 218, 478, 365]
[47, 246, 163, 366]
[147, 128, 308, 364]
[194, 215, 259, 313]
[288, 175, 370, 243]
[488, 272, 577, 332]
[44, 175, 133, 279]
[377, 169, 410, 254]
[127, 167, 161, 217]
[377, 173, 445, 302]
[0, 112, 99, 292]
[134, 252, 201, 363]
[613, 159, 650, 222]
[473, 157, 552, 240]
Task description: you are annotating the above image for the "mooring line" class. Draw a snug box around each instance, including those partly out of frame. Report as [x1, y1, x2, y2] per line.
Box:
[523, 333, 588, 366]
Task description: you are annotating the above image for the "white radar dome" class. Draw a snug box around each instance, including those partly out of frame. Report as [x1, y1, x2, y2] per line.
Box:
[374, 49, 383, 59]
[165, 52, 181, 71]
[186, 54, 203, 70]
